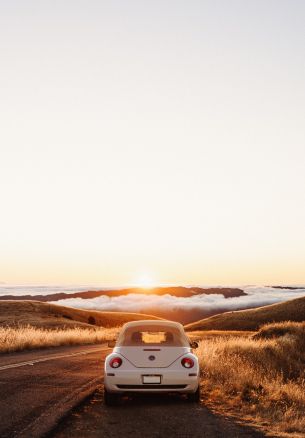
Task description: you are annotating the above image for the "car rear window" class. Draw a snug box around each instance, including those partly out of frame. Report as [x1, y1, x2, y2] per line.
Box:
[116, 325, 189, 347]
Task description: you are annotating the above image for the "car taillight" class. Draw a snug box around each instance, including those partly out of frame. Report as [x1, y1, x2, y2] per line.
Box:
[110, 357, 122, 368]
[181, 357, 194, 368]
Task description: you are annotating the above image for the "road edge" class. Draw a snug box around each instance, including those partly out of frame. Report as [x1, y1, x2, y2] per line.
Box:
[16, 377, 102, 438]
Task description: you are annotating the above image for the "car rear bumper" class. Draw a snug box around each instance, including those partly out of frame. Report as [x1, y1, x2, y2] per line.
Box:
[104, 369, 199, 393]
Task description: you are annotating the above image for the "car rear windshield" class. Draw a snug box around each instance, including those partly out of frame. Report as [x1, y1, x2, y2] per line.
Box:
[116, 325, 190, 347]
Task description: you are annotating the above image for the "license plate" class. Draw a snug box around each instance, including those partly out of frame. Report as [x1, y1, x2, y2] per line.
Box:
[142, 375, 161, 384]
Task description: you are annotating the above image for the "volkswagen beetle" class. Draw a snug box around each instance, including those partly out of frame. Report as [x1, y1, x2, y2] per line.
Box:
[104, 320, 200, 405]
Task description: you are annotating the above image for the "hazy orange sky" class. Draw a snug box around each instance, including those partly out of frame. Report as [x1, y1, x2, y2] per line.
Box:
[1, 1, 305, 286]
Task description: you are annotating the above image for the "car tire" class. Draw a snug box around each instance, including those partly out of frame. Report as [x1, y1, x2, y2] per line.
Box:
[187, 386, 200, 402]
[104, 388, 120, 406]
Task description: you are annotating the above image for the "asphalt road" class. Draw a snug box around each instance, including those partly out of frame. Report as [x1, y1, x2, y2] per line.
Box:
[52, 386, 267, 438]
[0, 344, 107, 438]
[0, 345, 267, 438]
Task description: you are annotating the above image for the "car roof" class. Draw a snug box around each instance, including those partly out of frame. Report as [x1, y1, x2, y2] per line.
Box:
[121, 320, 184, 330]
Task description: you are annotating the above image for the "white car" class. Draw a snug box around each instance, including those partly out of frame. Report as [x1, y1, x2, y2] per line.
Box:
[104, 320, 200, 405]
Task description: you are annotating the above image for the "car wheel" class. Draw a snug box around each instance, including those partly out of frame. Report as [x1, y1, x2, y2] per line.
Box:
[187, 386, 200, 402]
[104, 388, 120, 406]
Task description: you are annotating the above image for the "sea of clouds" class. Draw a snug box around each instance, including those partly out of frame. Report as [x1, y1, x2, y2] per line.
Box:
[50, 286, 305, 314]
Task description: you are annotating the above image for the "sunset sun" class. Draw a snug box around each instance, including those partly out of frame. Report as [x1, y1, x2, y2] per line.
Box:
[134, 274, 156, 289]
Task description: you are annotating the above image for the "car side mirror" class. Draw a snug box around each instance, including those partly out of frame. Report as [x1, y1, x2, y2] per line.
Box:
[190, 341, 199, 349]
[107, 340, 116, 348]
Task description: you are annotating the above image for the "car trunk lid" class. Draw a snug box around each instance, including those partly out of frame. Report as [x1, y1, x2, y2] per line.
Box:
[115, 346, 190, 368]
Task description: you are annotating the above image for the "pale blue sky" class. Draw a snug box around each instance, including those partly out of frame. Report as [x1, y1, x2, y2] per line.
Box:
[0, 1, 304, 285]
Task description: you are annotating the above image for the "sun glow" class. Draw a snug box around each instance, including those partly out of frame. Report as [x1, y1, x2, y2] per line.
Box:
[134, 274, 157, 289]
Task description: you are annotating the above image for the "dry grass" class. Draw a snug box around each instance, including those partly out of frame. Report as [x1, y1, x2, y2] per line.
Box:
[197, 322, 305, 436]
[0, 300, 162, 329]
[0, 325, 119, 354]
[185, 295, 305, 331]
[188, 330, 254, 341]
[0, 300, 161, 354]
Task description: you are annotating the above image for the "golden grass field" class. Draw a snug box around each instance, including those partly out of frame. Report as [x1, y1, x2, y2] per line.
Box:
[0, 325, 119, 354]
[0, 301, 162, 354]
[197, 322, 305, 437]
[0, 300, 161, 329]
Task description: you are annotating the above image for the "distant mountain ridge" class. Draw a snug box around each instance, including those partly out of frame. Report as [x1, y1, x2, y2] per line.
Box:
[0, 286, 246, 302]
[271, 285, 305, 290]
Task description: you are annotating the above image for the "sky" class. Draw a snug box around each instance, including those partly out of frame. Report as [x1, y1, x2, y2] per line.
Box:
[0, 0, 305, 286]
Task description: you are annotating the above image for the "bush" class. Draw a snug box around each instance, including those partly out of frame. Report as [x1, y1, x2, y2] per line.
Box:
[88, 316, 96, 325]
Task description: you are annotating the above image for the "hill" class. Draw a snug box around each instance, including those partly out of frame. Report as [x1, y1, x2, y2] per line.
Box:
[185, 295, 305, 331]
[0, 286, 246, 302]
[0, 301, 162, 329]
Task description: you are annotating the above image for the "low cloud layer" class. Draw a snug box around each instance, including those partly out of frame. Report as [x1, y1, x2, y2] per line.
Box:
[51, 286, 305, 315]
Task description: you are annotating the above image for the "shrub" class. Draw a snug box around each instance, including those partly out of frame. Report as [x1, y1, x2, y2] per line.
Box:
[88, 316, 96, 325]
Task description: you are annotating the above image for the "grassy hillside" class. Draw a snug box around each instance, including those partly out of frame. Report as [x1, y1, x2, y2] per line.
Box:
[197, 321, 305, 435]
[185, 295, 305, 331]
[0, 300, 162, 329]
